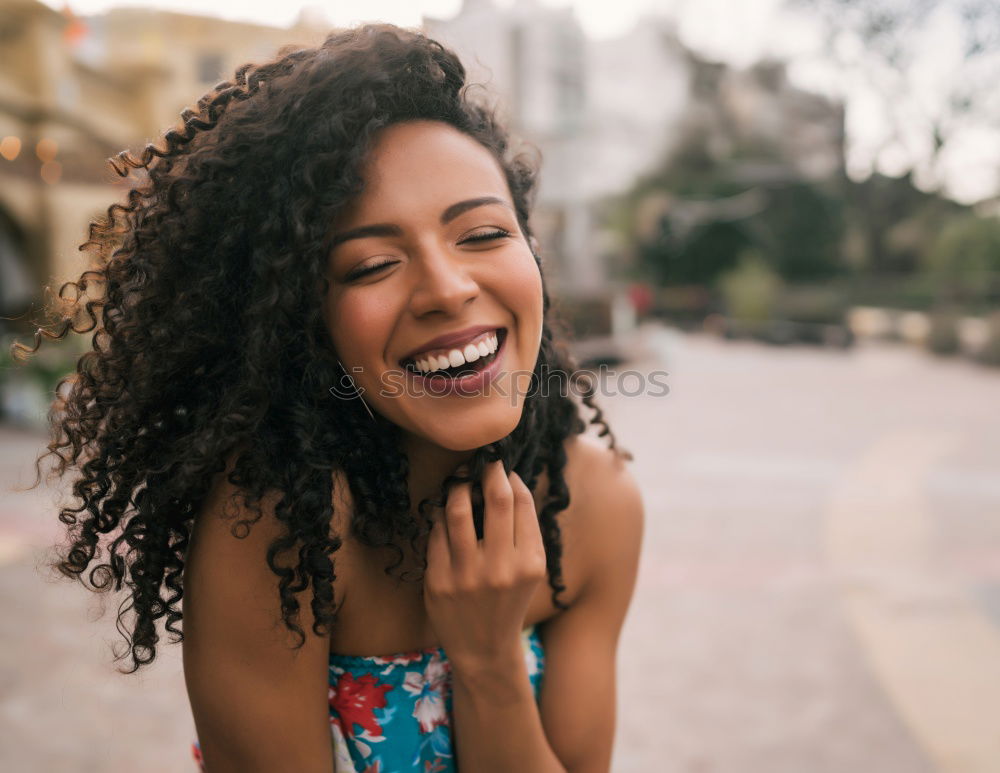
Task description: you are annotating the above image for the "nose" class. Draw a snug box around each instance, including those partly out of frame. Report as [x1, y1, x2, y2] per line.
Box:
[408, 242, 480, 317]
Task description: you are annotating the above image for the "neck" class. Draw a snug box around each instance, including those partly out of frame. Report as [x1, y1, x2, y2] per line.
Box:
[401, 433, 475, 513]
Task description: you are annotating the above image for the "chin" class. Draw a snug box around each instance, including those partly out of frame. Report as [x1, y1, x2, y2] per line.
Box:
[412, 406, 523, 452]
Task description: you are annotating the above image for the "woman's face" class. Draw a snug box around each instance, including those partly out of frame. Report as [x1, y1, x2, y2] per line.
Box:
[323, 119, 544, 452]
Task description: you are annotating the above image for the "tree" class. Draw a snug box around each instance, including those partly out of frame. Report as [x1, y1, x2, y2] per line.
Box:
[792, 0, 1000, 201]
[926, 214, 1000, 306]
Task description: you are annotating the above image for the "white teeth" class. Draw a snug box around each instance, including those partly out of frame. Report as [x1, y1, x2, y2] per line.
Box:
[408, 329, 502, 375]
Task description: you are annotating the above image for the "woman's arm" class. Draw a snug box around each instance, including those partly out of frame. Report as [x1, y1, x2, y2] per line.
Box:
[182, 464, 335, 772]
[441, 439, 645, 772]
[534, 444, 644, 772]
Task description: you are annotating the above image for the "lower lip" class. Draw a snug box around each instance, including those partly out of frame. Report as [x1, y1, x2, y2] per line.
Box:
[404, 330, 507, 396]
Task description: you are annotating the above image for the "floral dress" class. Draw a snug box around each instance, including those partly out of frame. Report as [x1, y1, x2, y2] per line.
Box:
[191, 623, 546, 771]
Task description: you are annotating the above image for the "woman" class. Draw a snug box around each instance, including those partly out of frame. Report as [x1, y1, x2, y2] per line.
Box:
[16, 23, 644, 772]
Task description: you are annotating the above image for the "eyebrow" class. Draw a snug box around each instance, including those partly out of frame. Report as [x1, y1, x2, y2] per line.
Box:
[329, 196, 514, 250]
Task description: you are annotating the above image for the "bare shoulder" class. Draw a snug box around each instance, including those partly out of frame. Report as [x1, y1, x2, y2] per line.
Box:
[189, 456, 285, 569]
[563, 432, 633, 488]
[533, 432, 643, 615]
[562, 433, 644, 574]
[535, 434, 644, 771]
[184, 450, 334, 772]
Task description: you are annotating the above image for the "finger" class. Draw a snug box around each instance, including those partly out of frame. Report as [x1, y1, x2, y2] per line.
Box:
[425, 508, 452, 583]
[444, 472, 478, 571]
[510, 471, 543, 553]
[484, 460, 515, 561]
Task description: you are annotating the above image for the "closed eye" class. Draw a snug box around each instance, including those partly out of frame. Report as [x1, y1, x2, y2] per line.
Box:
[345, 229, 512, 281]
[460, 228, 510, 244]
[346, 257, 397, 281]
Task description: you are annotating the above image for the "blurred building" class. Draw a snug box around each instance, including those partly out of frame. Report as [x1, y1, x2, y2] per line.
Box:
[0, 0, 325, 318]
[680, 56, 846, 184]
[79, 7, 330, 140]
[0, 0, 131, 319]
[0, 0, 845, 317]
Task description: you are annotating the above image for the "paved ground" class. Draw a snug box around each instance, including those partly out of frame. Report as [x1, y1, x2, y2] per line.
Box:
[2, 322, 998, 771]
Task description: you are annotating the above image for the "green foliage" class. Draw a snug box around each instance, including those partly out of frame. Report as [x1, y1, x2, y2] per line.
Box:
[620, 121, 845, 287]
[773, 283, 850, 325]
[759, 183, 844, 280]
[639, 217, 751, 285]
[918, 214, 1000, 311]
[840, 172, 966, 275]
[839, 272, 939, 312]
[1, 332, 86, 396]
[926, 214, 1000, 277]
[633, 180, 843, 285]
[716, 250, 784, 322]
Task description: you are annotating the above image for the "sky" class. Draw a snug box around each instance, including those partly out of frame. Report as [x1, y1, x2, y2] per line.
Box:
[45, 0, 770, 42]
[42, 0, 818, 58]
[40, 0, 1000, 204]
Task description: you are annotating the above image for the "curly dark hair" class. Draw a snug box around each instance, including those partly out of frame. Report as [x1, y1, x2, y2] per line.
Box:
[11, 22, 632, 674]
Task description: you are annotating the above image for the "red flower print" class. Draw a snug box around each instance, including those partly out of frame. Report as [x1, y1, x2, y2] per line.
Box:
[362, 761, 383, 773]
[330, 671, 394, 738]
[424, 757, 446, 772]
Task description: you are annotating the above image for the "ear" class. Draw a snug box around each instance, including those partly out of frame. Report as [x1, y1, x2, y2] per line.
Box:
[528, 235, 541, 256]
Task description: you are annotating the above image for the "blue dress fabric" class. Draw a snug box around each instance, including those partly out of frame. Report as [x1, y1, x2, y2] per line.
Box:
[327, 623, 545, 772]
[191, 623, 546, 772]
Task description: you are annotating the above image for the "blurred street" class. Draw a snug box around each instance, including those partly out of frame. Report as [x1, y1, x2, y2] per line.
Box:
[2, 322, 1000, 772]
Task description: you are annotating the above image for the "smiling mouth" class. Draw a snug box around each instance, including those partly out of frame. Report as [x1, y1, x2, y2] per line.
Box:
[400, 328, 507, 378]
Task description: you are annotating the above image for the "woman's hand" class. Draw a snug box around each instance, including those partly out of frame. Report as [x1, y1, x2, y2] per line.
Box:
[423, 459, 547, 672]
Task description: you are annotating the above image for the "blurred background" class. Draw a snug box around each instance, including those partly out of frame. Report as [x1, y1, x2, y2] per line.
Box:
[1, 0, 998, 770]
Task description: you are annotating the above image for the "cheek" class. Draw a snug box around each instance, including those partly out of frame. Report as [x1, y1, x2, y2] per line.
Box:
[500, 255, 543, 327]
[326, 294, 394, 365]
